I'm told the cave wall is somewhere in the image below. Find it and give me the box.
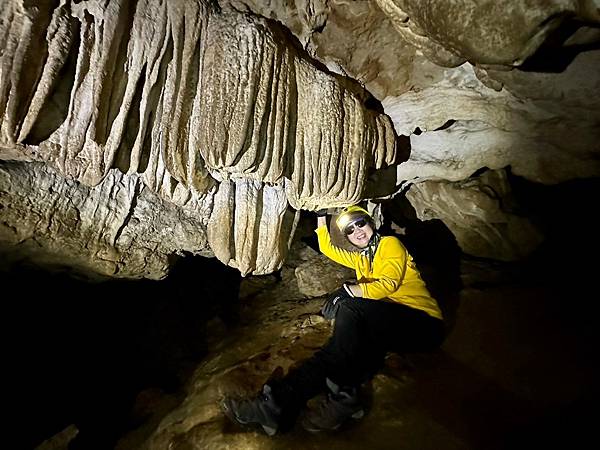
[1,0,599,277]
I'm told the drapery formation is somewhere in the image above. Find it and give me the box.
[0,0,398,276]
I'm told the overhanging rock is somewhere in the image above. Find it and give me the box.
[0,0,399,277]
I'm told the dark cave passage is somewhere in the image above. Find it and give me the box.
[4,255,241,450]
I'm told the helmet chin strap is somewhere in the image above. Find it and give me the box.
[359,231,381,264]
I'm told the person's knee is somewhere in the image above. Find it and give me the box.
[336,298,366,320]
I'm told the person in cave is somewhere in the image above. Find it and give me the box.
[222,205,445,434]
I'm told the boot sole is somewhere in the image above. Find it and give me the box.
[301,409,365,433]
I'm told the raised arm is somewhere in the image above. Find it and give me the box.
[315,214,358,269]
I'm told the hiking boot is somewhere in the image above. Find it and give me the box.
[222,384,282,436]
[301,378,365,432]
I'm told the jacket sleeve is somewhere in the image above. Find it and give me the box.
[359,237,407,299]
[315,225,357,269]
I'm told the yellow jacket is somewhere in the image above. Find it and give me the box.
[316,225,443,320]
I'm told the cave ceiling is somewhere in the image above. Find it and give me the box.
[1,0,599,278]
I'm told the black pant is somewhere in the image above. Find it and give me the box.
[275,298,445,408]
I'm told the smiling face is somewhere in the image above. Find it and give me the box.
[345,219,374,248]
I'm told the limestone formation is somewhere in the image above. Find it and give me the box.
[375,0,600,69]
[0,0,397,277]
[207,178,299,276]
[0,160,213,279]
[383,52,600,185]
[228,0,599,263]
[198,10,397,208]
[2,0,599,274]
[295,251,355,298]
[405,169,544,261]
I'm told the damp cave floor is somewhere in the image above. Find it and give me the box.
[15,250,598,450]
[114,270,598,450]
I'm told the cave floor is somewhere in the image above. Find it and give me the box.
[113,259,597,450]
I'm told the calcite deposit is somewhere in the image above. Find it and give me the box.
[0,0,397,277]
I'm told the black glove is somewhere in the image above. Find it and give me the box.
[316,208,329,217]
[321,286,353,320]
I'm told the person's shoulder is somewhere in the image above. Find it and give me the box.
[380,234,404,245]
[379,235,407,254]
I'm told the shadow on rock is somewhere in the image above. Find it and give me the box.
[4,254,242,450]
